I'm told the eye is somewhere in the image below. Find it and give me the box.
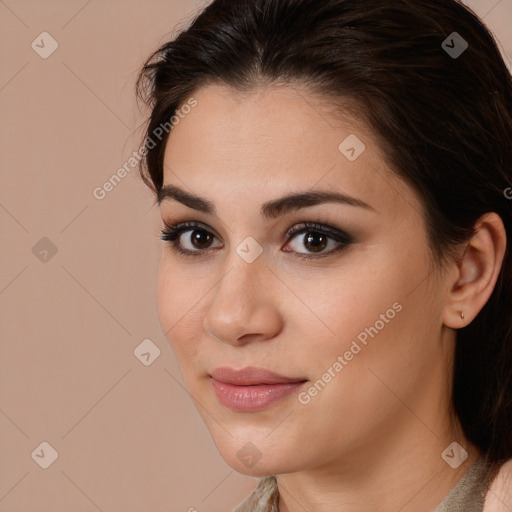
[160,220,352,259]
[283,222,352,259]
[160,221,222,257]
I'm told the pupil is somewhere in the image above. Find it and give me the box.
[192,229,211,249]
[305,232,327,252]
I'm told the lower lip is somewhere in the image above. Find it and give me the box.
[211,378,306,412]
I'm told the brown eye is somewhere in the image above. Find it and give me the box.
[302,232,329,253]
[285,223,351,258]
[160,221,222,255]
[160,220,351,260]
[188,229,214,250]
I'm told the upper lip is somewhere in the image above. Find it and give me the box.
[209,366,307,386]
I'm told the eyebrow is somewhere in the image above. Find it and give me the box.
[156,185,375,219]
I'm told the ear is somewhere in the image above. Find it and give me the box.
[443,212,507,328]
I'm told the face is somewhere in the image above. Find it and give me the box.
[156,84,454,477]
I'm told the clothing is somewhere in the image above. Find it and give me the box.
[233,455,496,512]
[234,476,279,512]
[434,455,495,512]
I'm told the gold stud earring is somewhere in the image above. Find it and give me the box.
[460,311,465,320]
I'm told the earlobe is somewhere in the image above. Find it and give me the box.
[443,212,507,329]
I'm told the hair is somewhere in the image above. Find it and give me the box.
[136,0,512,465]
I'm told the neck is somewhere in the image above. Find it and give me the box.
[276,416,479,512]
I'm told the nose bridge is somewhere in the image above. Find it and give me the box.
[212,249,265,317]
[203,248,281,344]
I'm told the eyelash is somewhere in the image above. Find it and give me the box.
[159,220,353,261]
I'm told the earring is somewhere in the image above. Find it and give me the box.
[460,311,465,320]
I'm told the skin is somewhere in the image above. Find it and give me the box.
[484,459,512,511]
[155,83,507,512]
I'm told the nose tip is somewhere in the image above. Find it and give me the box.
[203,305,281,346]
[202,261,284,346]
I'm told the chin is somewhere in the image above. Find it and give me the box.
[212,434,302,477]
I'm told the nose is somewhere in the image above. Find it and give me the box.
[202,254,283,347]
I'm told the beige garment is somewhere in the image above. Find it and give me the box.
[233,455,496,512]
[234,476,279,512]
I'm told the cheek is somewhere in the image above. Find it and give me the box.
[286,257,407,344]
[156,259,177,334]
[294,269,437,426]
[157,258,204,365]
[286,243,432,384]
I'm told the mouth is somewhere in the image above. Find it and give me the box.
[209,366,308,412]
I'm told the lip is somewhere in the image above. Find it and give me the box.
[209,366,307,412]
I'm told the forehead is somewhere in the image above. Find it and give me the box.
[162,83,418,219]
[169,83,367,154]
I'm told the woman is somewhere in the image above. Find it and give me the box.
[136,0,512,510]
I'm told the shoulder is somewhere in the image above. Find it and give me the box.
[483,459,512,512]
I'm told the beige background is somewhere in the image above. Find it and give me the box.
[1,1,511,511]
